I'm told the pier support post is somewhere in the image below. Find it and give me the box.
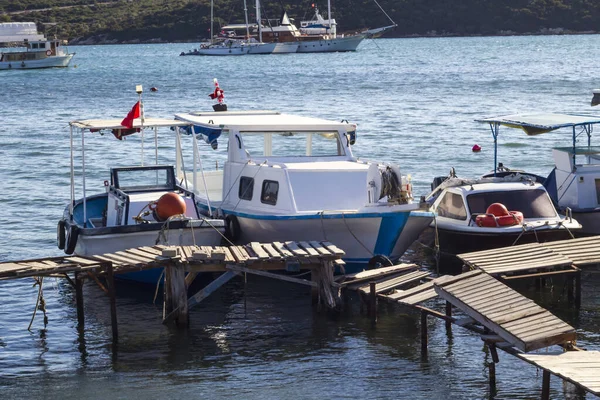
[74,271,84,328]
[487,343,499,394]
[105,262,118,343]
[445,301,452,332]
[369,281,377,325]
[164,262,188,327]
[420,310,428,355]
[575,268,581,309]
[541,370,551,400]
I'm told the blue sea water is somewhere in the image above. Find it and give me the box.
[1,35,600,399]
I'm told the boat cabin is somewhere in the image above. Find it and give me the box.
[174,111,412,216]
[432,181,559,227]
[0,38,67,62]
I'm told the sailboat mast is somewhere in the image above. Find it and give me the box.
[327,0,333,38]
[210,0,214,43]
[256,0,262,42]
[243,0,250,39]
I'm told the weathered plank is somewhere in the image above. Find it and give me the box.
[308,241,332,256]
[298,241,321,257]
[321,241,345,256]
[434,270,576,352]
[249,242,270,259]
[261,243,283,260]
[284,241,309,257]
[272,242,294,258]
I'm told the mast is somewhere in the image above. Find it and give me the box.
[243,0,250,39]
[327,0,335,38]
[210,0,214,43]
[256,0,262,42]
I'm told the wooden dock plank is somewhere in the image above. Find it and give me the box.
[284,241,309,257]
[321,241,345,256]
[434,270,576,352]
[65,256,101,266]
[229,246,249,263]
[249,242,270,259]
[261,243,283,260]
[122,248,160,263]
[0,263,32,275]
[272,242,294,258]
[357,270,430,294]
[395,288,439,305]
[298,242,321,257]
[309,241,332,256]
[341,264,419,284]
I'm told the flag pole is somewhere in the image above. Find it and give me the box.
[136,85,144,166]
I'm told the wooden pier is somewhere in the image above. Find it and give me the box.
[0,241,345,340]
[341,251,598,399]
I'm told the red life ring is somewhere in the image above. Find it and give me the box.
[46,50,52,56]
[475,203,523,227]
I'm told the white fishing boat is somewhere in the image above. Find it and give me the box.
[426,171,580,269]
[58,86,225,284]
[0,22,74,70]
[173,107,434,272]
[476,112,600,236]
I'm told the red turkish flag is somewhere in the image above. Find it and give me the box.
[121,101,141,129]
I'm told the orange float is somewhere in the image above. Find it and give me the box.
[154,193,186,221]
[475,203,523,227]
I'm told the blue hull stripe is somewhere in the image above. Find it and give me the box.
[373,212,410,256]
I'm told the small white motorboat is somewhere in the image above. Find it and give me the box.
[58,87,225,284]
[426,171,580,267]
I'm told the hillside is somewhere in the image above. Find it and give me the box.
[1,0,599,43]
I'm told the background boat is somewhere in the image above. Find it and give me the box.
[2,36,600,399]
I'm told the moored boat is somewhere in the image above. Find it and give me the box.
[426,171,580,271]
[0,22,74,70]
[476,112,600,236]
[59,87,225,284]
[173,96,434,272]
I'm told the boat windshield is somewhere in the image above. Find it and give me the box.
[112,166,175,191]
[240,131,344,157]
[466,189,557,218]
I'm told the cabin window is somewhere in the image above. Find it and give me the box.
[436,192,467,220]
[239,176,254,201]
[467,189,556,218]
[261,180,279,205]
[240,131,344,157]
[32,43,38,49]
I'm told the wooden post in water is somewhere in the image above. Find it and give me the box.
[369,281,377,325]
[488,343,499,393]
[575,267,581,309]
[445,301,452,332]
[164,262,188,327]
[541,370,551,400]
[74,271,84,328]
[105,262,118,343]
[420,310,428,355]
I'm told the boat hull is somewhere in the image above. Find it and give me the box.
[569,210,600,236]
[272,42,299,53]
[296,34,365,53]
[224,209,433,273]
[0,54,74,69]
[68,220,224,285]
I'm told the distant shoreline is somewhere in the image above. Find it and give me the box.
[68,29,599,46]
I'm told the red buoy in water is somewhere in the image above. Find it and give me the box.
[472,144,481,152]
[155,193,186,221]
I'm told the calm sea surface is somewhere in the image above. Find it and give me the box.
[1,36,600,399]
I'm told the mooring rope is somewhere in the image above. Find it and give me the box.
[28,277,48,331]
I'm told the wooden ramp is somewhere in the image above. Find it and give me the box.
[457,235,600,277]
[519,351,600,396]
[433,270,576,352]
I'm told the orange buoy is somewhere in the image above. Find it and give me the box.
[155,193,186,221]
[486,203,509,216]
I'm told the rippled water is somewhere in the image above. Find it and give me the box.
[1,36,600,399]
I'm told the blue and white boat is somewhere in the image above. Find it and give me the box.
[174,110,434,272]
[476,112,600,236]
[58,90,225,284]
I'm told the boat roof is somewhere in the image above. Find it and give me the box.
[453,181,544,194]
[70,118,191,130]
[475,113,600,135]
[175,111,356,131]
